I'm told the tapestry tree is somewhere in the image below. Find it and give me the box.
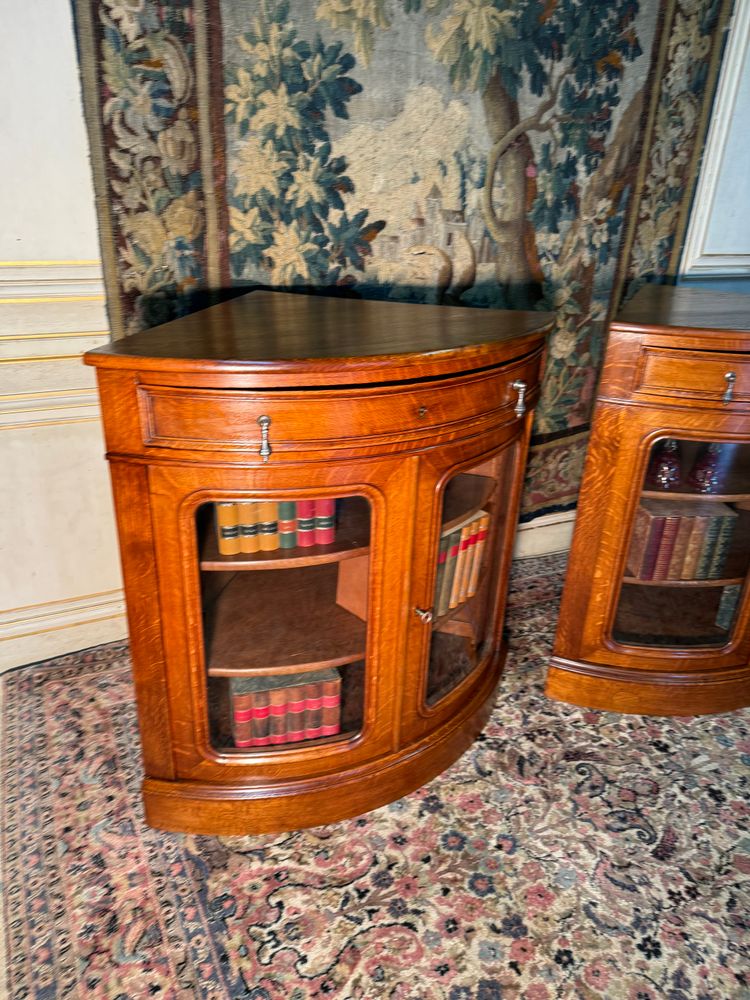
[226,0,384,288]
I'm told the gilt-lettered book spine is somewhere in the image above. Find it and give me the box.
[257,501,280,552]
[278,501,298,549]
[296,499,316,547]
[237,501,260,554]
[314,498,336,545]
[215,502,241,556]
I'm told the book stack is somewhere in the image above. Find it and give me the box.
[230,668,342,748]
[627,499,738,581]
[434,510,490,617]
[214,499,337,555]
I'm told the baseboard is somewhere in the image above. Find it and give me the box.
[513,509,576,559]
[0,590,127,673]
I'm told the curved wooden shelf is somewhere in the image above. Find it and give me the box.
[201,497,370,570]
[621,575,745,588]
[640,489,750,503]
[205,563,366,676]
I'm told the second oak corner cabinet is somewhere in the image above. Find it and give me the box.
[85,291,552,835]
[548,284,750,716]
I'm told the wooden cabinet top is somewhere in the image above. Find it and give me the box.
[614,284,750,337]
[84,290,553,386]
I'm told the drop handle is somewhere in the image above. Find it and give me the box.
[414,607,434,624]
[257,414,272,462]
[723,371,737,404]
[511,379,527,417]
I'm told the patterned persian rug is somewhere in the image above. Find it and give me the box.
[3,554,749,999]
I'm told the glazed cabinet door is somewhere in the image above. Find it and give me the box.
[613,433,750,652]
[144,457,415,783]
[401,422,529,740]
[566,404,750,672]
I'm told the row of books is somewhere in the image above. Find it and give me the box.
[215,499,336,555]
[627,499,738,581]
[230,668,341,748]
[434,510,490,617]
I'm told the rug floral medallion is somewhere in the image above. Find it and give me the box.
[72,0,732,518]
[3,555,749,998]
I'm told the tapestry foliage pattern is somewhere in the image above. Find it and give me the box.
[73,0,731,516]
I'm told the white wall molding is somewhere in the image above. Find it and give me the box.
[681,0,750,276]
[513,509,576,559]
[0,260,105,298]
[0,390,100,429]
[0,590,126,673]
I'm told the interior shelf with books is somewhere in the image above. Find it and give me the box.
[613,437,750,646]
[198,494,371,752]
[207,660,365,754]
[426,449,508,706]
[202,495,371,569]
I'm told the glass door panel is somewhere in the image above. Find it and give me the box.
[426,451,511,705]
[197,495,371,751]
[612,439,750,648]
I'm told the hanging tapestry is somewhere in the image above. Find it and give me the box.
[73,0,732,518]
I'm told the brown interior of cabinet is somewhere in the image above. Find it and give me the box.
[203,563,367,674]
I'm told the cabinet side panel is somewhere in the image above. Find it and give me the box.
[109,460,175,778]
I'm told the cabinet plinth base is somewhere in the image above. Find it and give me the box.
[546,656,750,717]
[142,669,500,835]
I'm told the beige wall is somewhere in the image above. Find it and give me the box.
[0,0,126,670]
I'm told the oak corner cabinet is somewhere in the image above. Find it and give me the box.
[548,283,750,717]
[84,290,552,835]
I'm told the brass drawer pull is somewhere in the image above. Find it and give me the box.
[257,414,272,462]
[723,371,737,404]
[511,379,527,417]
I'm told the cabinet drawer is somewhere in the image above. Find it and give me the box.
[636,348,750,405]
[137,355,539,454]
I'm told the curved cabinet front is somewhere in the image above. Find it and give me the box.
[86,291,550,834]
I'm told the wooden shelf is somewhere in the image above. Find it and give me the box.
[622,576,745,588]
[220,729,360,754]
[640,490,750,503]
[200,496,370,570]
[442,473,496,532]
[205,562,366,676]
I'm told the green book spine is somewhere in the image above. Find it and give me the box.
[706,514,737,579]
[695,516,724,579]
[278,501,297,549]
[715,583,742,631]
[433,535,450,609]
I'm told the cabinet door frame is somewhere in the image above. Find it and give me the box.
[400,416,531,739]
[146,456,416,782]
[570,401,750,671]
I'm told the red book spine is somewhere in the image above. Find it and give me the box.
[314,498,336,545]
[297,500,316,547]
[306,675,341,739]
[268,687,289,745]
[285,681,313,743]
[233,689,271,747]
